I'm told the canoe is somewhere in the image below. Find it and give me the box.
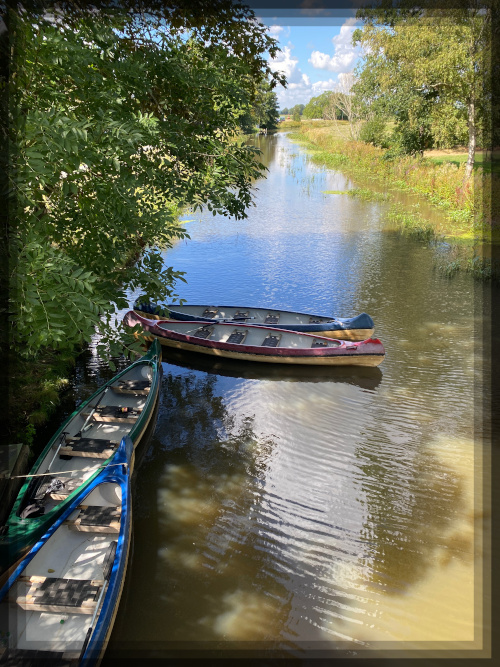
[133,301,375,341]
[0,340,161,576]
[0,435,133,666]
[124,311,385,367]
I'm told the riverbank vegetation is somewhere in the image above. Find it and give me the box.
[280,1,497,276]
[5,0,287,441]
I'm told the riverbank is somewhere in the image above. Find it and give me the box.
[280,120,498,280]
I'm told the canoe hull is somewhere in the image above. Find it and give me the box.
[125,312,385,368]
[153,335,383,367]
[134,303,375,340]
[0,340,161,576]
[0,437,133,666]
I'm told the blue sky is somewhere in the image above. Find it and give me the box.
[258,13,363,110]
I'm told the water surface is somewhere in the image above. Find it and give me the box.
[101,133,487,658]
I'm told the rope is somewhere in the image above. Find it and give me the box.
[8,462,128,480]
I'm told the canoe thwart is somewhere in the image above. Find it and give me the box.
[111,379,151,395]
[261,334,281,347]
[311,339,328,347]
[60,438,118,459]
[14,577,102,614]
[202,307,218,318]
[193,326,214,339]
[80,405,141,423]
[66,506,121,533]
[264,313,280,324]
[0,648,81,666]
[226,330,247,345]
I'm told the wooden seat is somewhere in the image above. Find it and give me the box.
[0,648,80,665]
[264,313,280,325]
[111,380,150,395]
[193,326,214,339]
[65,505,121,533]
[233,311,249,320]
[59,438,118,460]
[226,330,247,345]
[13,577,102,614]
[47,478,82,501]
[202,307,218,318]
[261,334,281,347]
[81,405,141,423]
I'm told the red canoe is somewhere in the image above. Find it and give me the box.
[124,311,385,367]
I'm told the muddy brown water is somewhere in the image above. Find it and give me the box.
[64,133,488,659]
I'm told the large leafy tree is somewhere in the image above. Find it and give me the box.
[353,0,492,179]
[5,1,286,361]
[239,82,280,133]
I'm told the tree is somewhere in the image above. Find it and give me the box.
[302,91,335,119]
[5,1,287,361]
[239,82,280,133]
[280,107,289,115]
[353,0,492,179]
[290,103,305,117]
[324,73,361,139]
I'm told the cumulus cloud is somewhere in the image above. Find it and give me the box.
[270,44,300,82]
[268,25,284,36]
[308,18,360,73]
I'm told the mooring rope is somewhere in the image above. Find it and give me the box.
[8,462,128,480]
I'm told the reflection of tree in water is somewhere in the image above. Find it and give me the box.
[355,429,473,594]
[107,370,292,657]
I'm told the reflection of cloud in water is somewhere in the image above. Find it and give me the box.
[322,435,481,646]
[209,589,282,641]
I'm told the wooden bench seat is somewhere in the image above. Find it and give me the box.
[111,380,150,395]
[12,577,102,615]
[261,334,281,347]
[80,405,141,424]
[64,506,121,533]
[59,438,118,460]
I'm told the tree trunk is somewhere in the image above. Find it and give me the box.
[463,99,476,184]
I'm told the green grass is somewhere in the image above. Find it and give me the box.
[424,151,500,174]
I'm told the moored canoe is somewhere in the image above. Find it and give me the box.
[0,435,133,666]
[124,311,385,367]
[0,340,161,577]
[134,301,375,341]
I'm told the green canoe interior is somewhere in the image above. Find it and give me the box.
[11,363,153,525]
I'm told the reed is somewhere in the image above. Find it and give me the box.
[285,123,498,236]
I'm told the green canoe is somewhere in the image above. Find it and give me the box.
[0,340,162,577]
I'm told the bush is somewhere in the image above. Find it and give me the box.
[360,117,389,148]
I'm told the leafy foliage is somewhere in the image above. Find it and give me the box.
[239,82,280,133]
[6,1,286,361]
[353,0,492,170]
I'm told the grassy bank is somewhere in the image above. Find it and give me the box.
[281,120,496,241]
[281,120,498,279]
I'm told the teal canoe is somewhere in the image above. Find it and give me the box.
[0,340,161,577]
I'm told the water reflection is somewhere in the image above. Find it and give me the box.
[159,346,383,390]
[101,132,485,658]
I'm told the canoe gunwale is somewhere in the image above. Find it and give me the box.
[0,340,161,574]
[0,437,132,665]
[125,312,385,367]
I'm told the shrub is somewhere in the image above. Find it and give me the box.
[360,118,389,148]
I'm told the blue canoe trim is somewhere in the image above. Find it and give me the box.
[0,437,132,667]
[0,339,160,575]
[134,302,374,332]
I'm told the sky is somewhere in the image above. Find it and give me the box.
[258,12,364,111]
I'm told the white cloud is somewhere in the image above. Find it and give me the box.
[270,44,300,83]
[268,25,284,36]
[308,18,360,73]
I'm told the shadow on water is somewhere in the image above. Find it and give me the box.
[159,346,383,391]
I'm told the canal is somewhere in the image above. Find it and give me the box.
[95,132,486,657]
